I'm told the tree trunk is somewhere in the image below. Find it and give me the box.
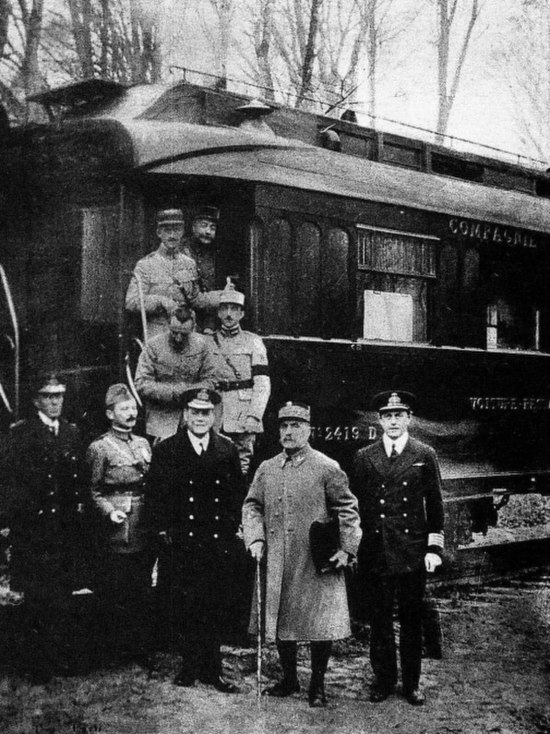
[67,0,95,79]
[255,0,275,99]
[296,0,323,107]
[21,0,44,121]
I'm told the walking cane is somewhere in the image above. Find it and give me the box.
[256,555,262,706]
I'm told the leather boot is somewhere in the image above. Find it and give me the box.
[263,640,300,696]
[309,641,331,707]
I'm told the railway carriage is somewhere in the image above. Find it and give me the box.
[1,77,550,554]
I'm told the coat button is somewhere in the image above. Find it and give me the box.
[380,514,385,519]
[404,528,409,534]
[380,499,385,505]
[403,497,408,502]
[214,498,219,503]
[189,531,194,537]
[189,480,193,485]
[189,497,194,502]
[189,515,194,520]
[403,513,407,517]
[213,533,219,539]
[215,516,219,520]
[403,481,408,486]
[215,480,220,485]
[38,510,44,515]
[51,508,56,513]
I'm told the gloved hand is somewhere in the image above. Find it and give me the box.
[425,552,442,573]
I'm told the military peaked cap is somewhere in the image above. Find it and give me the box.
[219,281,245,307]
[372,390,416,414]
[34,373,66,395]
[105,383,134,407]
[183,388,221,409]
[157,208,184,225]
[193,205,220,222]
[278,401,311,422]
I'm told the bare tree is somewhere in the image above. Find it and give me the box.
[434,0,483,137]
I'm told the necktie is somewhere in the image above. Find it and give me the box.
[198,441,205,455]
[390,443,398,460]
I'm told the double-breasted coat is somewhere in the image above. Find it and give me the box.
[5,414,86,596]
[146,429,246,626]
[242,444,362,641]
[352,436,444,576]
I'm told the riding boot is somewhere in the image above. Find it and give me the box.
[263,640,300,696]
[309,641,331,707]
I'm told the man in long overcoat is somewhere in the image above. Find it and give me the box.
[352,390,445,706]
[4,373,87,681]
[242,401,362,707]
[146,388,246,691]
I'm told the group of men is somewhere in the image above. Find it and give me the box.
[127,206,270,478]
[0,204,445,709]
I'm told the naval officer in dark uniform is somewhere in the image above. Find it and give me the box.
[146,388,245,691]
[352,391,444,706]
[85,383,152,663]
[4,373,86,681]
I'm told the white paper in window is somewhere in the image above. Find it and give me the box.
[363,290,413,341]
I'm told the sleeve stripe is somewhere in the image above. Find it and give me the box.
[252,365,270,377]
[428,532,444,548]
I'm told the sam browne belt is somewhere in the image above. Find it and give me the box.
[216,379,253,392]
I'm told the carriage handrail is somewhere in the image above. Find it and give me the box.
[0,377,12,413]
[135,275,148,347]
[0,263,19,420]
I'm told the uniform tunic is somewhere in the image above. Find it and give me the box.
[125,249,201,339]
[243,444,362,641]
[134,331,217,439]
[6,415,85,597]
[352,435,444,693]
[86,429,151,554]
[208,328,271,434]
[352,436,444,576]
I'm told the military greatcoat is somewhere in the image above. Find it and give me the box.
[134,331,217,439]
[6,414,86,596]
[242,444,362,641]
[352,436,444,576]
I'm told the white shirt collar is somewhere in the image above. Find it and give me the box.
[38,411,59,434]
[187,430,210,455]
[382,432,409,457]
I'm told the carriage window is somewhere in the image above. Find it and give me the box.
[261,218,292,333]
[294,223,320,336]
[357,226,438,342]
[486,299,540,351]
[322,228,350,338]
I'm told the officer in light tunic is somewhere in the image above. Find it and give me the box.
[146,388,245,691]
[125,208,207,340]
[4,373,85,681]
[208,282,270,477]
[352,390,445,707]
[85,383,152,662]
[243,402,362,707]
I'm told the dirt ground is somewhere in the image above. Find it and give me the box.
[0,573,549,734]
